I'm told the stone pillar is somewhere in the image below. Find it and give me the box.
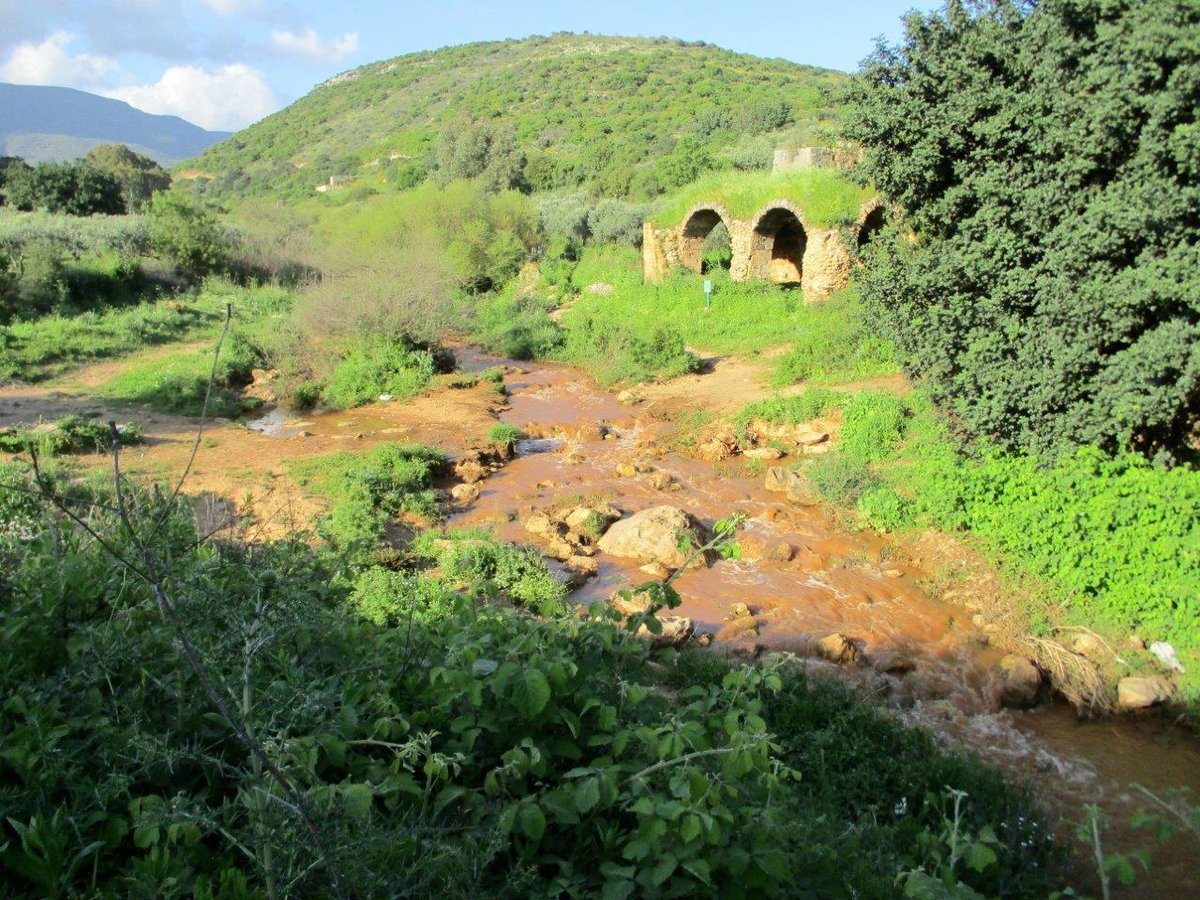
[642,220,669,283]
[728,221,754,282]
[801,229,852,300]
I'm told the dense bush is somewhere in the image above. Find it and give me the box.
[84,144,172,212]
[4,160,125,216]
[146,192,233,279]
[845,0,1200,460]
[321,335,437,410]
[0,416,142,455]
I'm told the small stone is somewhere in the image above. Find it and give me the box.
[564,556,599,578]
[544,536,575,561]
[997,655,1042,709]
[1117,676,1173,711]
[883,568,903,578]
[615,463,637,478]
[695,633,713,647]
[450,483,480,504]
[645,471,674,491]
[612,589,652,617]
[616,390,643,405]
[1070,633,1105,661]
[378,393,394,402]
[745,447,784,460]
[764,467,800,493]
[573,423,607,442]
[637,615,694,649]
[761,541,794,562]
[639,562,670,579]
[817,633,859,665]
[795,431,829,446]
[524,513,556,535]
[724,602,752,622]
[633,461,655,473]
[455,460,487,484]
[805,443,833,455]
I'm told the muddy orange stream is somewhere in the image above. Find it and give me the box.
[449,348,1200,897]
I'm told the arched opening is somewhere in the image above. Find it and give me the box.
[679,208,728,273]
[857,206,885,249]
[700,222,731,274]
[751,207,806,286]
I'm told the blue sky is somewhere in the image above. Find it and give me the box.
[0,1,939,131]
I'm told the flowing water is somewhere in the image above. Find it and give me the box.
[448,348,1200,897]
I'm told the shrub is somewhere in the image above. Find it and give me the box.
[412,528,568,615]
[349,567,463,625]
[806,453,877,505]
[321,335,436,410]
[0,417,142,455]
[146,192,232,278]
[487,423,521,447]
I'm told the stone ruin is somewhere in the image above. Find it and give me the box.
[641,198,884,300]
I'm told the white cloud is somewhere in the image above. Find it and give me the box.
[107,63,278,130]
[270,26,358,62]
[0,31,120,89]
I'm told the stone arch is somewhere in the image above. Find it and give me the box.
[856,202,885,249]
[747,201,808,285]
[678,204,733,274]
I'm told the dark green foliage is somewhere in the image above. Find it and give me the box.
[0,442,1064,899]
[84,144,172,212]
[3,160,125,215]
[187,35,847,201]
[0,417,142,455]
[471,289,565,361]
[845,0,1200,459]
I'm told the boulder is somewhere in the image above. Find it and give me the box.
[543,536,576,561]
[744,446,784,461]
[997,655,1042,709]
[817,633,859,664]
[637,615,694,649]
[1117,676,1173,711]
[639,562,670,580]
[1070,632,1105,661]
[761,541,794,562]
[724,602,753,622]
[597,505,707,569]
[611,589,652,618]
[796,431,830,446]
[616,390,643,405]
[450,483,480,504]
[696,440,736,463]
[615,462,638,478]
[573,422,608,442]
[564,505,621,541]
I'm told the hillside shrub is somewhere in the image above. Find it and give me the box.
[146,192,233,279]
[0,417,142,456]
[845,0,1200,459]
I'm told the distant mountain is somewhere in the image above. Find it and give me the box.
[0,83,230,166]
[187,34,848,200]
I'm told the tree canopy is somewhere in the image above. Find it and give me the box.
[85,144,171,212]
[4,160,126,216]
[845,0,1200,461]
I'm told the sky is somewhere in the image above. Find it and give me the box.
[0,1,939,132]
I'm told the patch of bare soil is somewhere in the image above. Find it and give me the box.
[0,351,502,541]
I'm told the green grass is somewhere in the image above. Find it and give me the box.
[560,247,901,379]
[649,169,873,230]
[0,416,142,456]
[487,423,522,447]
[96,332,264,418]
[0,280,291,383]
[320,335,437,410]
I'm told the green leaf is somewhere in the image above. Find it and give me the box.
[515,668,551,717]
[472,658,499,676]
[518,802,546,841]
[964,842,997,873]
[647,854,677,886]
[343,783,374,819]
[575,778,601,814]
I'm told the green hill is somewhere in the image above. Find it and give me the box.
[185,34,848,201]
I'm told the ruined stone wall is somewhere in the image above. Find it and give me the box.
[644,198,866,301]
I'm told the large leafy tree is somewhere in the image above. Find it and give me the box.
[845,0,1200,460]
[3,160,125,215]
[85,144,172,212]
